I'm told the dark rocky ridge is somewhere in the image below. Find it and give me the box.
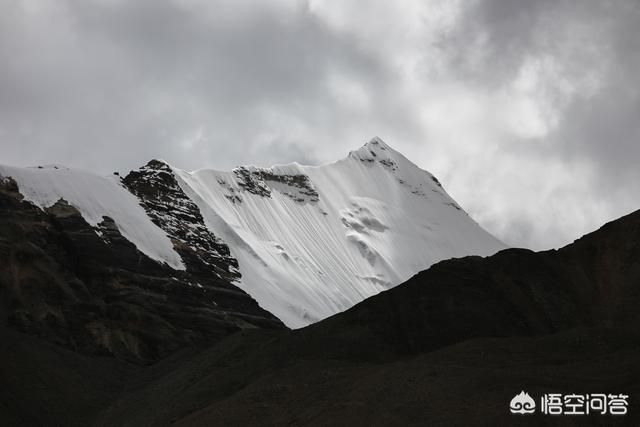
[122,159,241,281]
[0,176,284,365]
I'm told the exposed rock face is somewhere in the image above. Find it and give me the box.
[122,160,241,281]
[0,177,284,365]
[233,166,273,198]
[232,166,320,203]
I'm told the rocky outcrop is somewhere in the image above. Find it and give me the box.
[122,160,241,281]
[232,166,320,203]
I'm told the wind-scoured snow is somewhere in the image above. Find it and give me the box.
[172,137,506,327]
[0,164,185,270]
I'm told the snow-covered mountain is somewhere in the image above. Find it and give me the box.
[0,138,505,327]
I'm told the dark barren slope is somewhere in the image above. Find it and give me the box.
[2,203,640,425]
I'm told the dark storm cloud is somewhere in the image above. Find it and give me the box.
[0,0,638,250]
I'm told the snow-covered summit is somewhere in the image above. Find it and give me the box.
[0,138,506,328]
[348,135,393,157]
[171,137,506,327]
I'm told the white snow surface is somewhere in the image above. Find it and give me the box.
[0,164,185,270]
[172,138,506,327]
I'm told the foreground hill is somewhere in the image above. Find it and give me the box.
[1,209,638,426]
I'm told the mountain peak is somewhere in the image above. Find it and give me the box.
[350,136,395,157]
[366,136,392,150]
[143,159,172,171]
[346,137,425,179]
[347,136,399,163]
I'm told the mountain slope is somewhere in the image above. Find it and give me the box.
[2,209,636,426]
[171,137,505,326]
[0,138,504,329]
[94,209,640,427]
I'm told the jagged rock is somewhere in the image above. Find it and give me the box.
[122,160,241,281]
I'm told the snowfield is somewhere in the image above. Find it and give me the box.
[172,138,506,327]
[1,138,506,327]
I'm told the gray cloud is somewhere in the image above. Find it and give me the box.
[0,0,638,250]
[0,0,391,170]
[430,2,636,250]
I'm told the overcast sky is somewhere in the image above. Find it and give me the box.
[1,0,639,250]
